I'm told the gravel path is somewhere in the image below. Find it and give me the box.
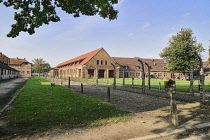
[68,83,171,113]
[0,78,28,107]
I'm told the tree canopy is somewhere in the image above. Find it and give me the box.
[159,28,205,75]
[1,0,119,38]
[32,58,51,73]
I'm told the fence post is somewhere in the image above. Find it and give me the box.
[81,83,83,93]
[107,87,110,102]
[159,82,161,90]
[165,80,178,126]
[68,77,70,88]
[132,77,134,86]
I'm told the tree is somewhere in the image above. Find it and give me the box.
[159,28,205,95]
[1,0,119,38]
[32,58,51,74]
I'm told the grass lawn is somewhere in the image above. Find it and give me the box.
[84,78,210,93]
[4,76,131,138]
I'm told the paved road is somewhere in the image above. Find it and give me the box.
[0,78,28,108]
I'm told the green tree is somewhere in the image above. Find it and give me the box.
[32,58,51,74]
[1,0,119,38]
[160,28,204,74]
[159,28,205,95]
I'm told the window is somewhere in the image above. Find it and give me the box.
[136,66,140,70]
[105,60,107,65]
[27,71,30,74]
[101,60,103,65]
[164,73,168,77]
[163,67,167,70]
[22,71,25,74]
[158,73,162,76]
[130,72,135,76]
[97,60,100,65]
[136,73,140,76]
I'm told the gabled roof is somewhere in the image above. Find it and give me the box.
[112,57,168,72]
[0,63,19,72]
[56,48,103,69]
[9,58,29,65]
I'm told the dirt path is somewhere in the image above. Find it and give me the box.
[4,79,210,140]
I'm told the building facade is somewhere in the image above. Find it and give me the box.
[51,48,202,80]
[0,53,19,80]
[112,57,185,80]
[51,48,119,79]
[9,58,32,77]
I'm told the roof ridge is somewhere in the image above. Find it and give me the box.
[56,48,102,68]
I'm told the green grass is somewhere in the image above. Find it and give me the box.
[5,76,131,137]
[85,78,210,93]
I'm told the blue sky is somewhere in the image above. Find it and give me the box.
[1,0,210,67]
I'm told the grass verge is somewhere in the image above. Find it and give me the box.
[87,78,209,93]
[3,76,131,138]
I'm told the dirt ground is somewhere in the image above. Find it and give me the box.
[1,79,210,140]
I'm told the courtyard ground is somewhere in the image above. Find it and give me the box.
[1,78,210,140]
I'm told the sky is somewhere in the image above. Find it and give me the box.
[1,0,210,67]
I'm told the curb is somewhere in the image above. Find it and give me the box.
[128,122,210,140]
[0,84,25,114]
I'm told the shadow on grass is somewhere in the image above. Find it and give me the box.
[0,77,131,139]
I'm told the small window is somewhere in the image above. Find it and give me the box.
[136,73,140,76]
[130,72,135,76]
[27,71,30,74]
[97,60,100,65]
[101,60,103,65]
[164,73,168,77]
[105,60,107,65]
[136,66,140,70]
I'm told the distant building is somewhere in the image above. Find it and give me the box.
[112,57,185,80]
[9,58,32,77]
[0,52,19,80]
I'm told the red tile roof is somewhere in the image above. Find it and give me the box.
[112,57,168,72]
[9,58,29,65]
[56,48,103,69]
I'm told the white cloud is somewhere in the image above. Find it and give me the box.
[55,16,100,40]
[161,33,175,44]
[142,23,151,31]
[128,32,135,36]
[183,12,191,17]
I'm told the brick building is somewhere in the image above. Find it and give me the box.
[51,48,209,80]
[113,57,185,80]
[0,52,19,80]
[52,48,118,79]
[9,58,32,77]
